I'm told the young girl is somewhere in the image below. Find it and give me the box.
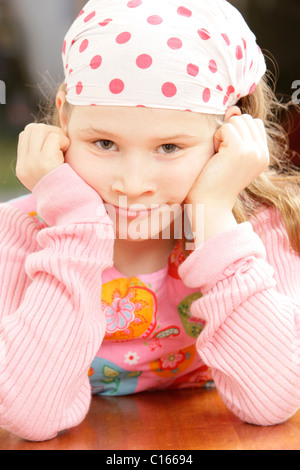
[0,0,300,442]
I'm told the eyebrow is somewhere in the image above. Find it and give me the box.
[77,126,197,141]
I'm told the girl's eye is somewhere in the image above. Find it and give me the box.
[93,141,180,154]
[158,144,180,154]
[94,140,117,151]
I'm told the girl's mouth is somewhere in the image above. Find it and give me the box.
[108,203,161,219]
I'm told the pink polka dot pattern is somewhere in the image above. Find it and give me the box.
[221,33,230,46]
[79,39,89,53]
[198,29,211,40]
[187,64,199,77]
[177,6,192,18]
[63,0,266,112]
[136,54,153,69]
[147,15,163,25]
[99,18,112,27]
[116,32,131,44]
[162,82,177,98]
[223,85,235,105]
[84,11,96,23]
[236,45,243,60]
[209,59,218,73]
[167,38,183,50]
[202,88,211,103]
[127,0,142,7]
[249,83,256,94]
[90,55,102,70]
[109,79,125,94]
[76,81,83,95]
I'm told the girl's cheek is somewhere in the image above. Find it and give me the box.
[64,144,85,168]
[63,147,88,180]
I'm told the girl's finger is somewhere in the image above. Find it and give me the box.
[18,124,35,160]
[28,124,51,156]
[213,121,241,153]
[41,132,67,164]
[17,131,26,160]
[226,115,253,141]
[254,118,268,144]
[42,127,70,153]
[60,134,71,153]
[247,117,270,161]
[240,114,264,144]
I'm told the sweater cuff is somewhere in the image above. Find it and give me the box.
[32,164,113,227]
[178,221,267,292]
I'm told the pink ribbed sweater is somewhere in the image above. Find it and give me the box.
[0,164,299,441]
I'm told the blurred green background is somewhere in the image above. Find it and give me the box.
[0,0,86,201]
[0,0,299,202]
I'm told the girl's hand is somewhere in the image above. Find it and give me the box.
[16,123,70,192]
[185,114,269,211]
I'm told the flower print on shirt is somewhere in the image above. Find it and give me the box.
[161,351,185,370]
[124,351,140,365]
[102,277,157,340]
[106,294,136,333]
[150,344,196,378]
[168,240,186,279]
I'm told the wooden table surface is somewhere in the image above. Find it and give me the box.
[0,389,300,450]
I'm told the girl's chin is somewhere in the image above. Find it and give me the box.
[114,220,168,241]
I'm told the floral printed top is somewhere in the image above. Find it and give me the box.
[89,240,213,396]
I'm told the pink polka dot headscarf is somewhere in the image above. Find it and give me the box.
[62,0,266,114]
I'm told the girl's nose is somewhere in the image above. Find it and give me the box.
[111,156,156,200]
[111,178,156,199]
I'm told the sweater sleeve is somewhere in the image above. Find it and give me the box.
[178,208,300,426]
[0,164,114,441]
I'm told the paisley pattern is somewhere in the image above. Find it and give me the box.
[168,366,214,390]
[89,357,142,396]
[177,293,205,338]
[149,344,196,379]
[105,294,136,333]
[168,240,186,279]
[102,277,157,341]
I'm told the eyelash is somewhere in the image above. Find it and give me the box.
[93,140,181,155]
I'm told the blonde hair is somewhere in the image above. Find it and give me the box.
[234,75,300,254]
[40,76,300,254]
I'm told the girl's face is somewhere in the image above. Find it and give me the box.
[62,104,217,240]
